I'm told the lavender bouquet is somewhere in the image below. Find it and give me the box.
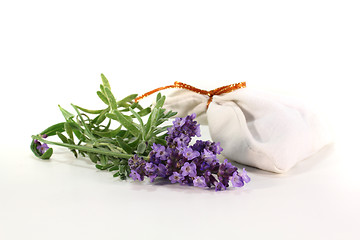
[31,74,250,191]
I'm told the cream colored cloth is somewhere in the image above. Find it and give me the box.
[163,88,332,173]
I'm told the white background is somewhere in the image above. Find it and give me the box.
[1,1,360,239]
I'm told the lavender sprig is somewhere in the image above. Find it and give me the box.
[128,113,250,191]
[31,74,176,179]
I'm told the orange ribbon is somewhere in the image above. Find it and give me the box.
[135,81,246,109]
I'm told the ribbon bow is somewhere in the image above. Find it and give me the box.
[135,81,246,109]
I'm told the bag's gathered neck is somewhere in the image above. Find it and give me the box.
[135,81,247,108]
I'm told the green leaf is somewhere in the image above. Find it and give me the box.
[129,107,144,129]
[40,148,53,159]
[144,107,159,138]
[155,95,166,109]
[155,137,167,146]
[153,125,172,135]
[101,73,111,90]
[138,107,151,117]
[100,155,108,166]
[104,87,117,111]
[116,137,133,154]
[95,109,108,125]
[71,104,96,141]
[119,165,126,176]
[56,132,69,143]
[30,139,42,158]
[58,105,74,121]
[88,153,100,164]
[93,126,122,138]
[40,122,65,136]
[97,91,109,105]
[113,110,140,137]
[137,141,146,154]
[156,93,161,102]
[100,163,113,170]
[117,94,138,108]
[128,136,139,145]
[100,84,106,94]
[164,110,177,119]
[64,122,74,140]
[74,105,106,114]
[113,172,120,178]
[106,113,117,121]
[66,138,78,158]
[109,166,119,171]
[65,122,86,141]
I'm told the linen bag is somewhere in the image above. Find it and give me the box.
[156,83,331,173]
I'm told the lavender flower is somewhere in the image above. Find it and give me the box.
[134,113,250,191]
[193,176,207,188]
[173,117,186,128]
[152,144,169,161]
[169,172,184,183]
[166,113,201,146]
[128,155,146,180]
[182,147,200,160]
[240,168,251,183]
[37,143,49,154]
[174,133,190,147]
[231,172,244,187]
[157,163,167,178]
[209,142,223,155]
[202,149,216,163]
[181,162,197,178]
[130,170,143,181]
[219,159,237,177]
[215,181,226,191]
[145,162,157,172]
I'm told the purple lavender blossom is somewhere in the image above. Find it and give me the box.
[240,168,251,183]
[149,174,157,183]
[169,172,184,183]
[200,161,210,171]
[215,181,226,191]
[152,143,169,161]
[209,160,220,172]
[130,170,143,181]
[37,143,49,154]
[203,170,217,187]
[218,175,230,187]
[145,162,157,175]
[202,148,216,163]
[231,172,244,187]
[209,142,223,155]
[166,113,201,147]
[182,147,200,160]
[191,140,208,153]
[157,163,167,178]
[176,144,187,153]
[181,162,197,178]
[174,133,191,146]
[219,159,237,177]
[193,176,207,188]
[128,155,146,178]
[131,113,250,191]
[173,117,186,128]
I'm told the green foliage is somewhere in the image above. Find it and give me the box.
[31,74,176,180]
